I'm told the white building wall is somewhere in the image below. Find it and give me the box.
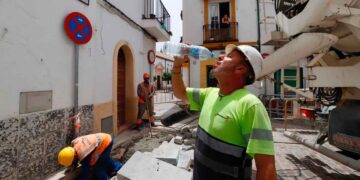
[190,58,201,88]
[259,0,277,45]
[0,0,156,120]
[154,58,166,71]
[182,0,203,45]
[182,0,279,96]
[183,0,260,44]
[236,0,258,42]
[108,0,144,26]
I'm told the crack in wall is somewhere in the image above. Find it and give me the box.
[0,27,8,40]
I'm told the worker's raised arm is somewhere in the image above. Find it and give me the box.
[172,56,189,103]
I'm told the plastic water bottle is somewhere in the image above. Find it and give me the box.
[161,42,214,60]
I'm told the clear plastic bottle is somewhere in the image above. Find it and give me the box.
[161,42,214,60]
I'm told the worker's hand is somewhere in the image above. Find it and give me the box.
[174,55,189,67]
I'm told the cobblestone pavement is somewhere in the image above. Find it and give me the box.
[271,121,360,180]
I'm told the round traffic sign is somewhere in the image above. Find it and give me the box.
[64,12,93,44]
[148,50,156,64]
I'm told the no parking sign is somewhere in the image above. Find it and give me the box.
[64,12,92,44]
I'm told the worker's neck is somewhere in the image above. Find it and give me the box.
[218,80,245,95]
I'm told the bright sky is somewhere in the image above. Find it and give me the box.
[156,0,182,51]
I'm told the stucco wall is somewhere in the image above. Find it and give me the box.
[182,0,261,45]
[0,0,156,120]
[0,0,160,178]
[182,0,204,45]
[0,105,93,179]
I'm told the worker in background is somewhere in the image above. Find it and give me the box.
[172,45,276,180]
[58,133,123,180]
[135,73,156,129]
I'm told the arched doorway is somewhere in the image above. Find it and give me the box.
[113,42,136,135]
[117,48,126,128]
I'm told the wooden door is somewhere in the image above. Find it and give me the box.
[117,49,126,127]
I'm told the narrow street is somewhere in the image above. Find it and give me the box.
[273,131,360,180]
[2,0,360,179]
[115,117,360,180]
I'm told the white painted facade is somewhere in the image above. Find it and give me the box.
[0,0,170,120]
[182,0,204,45]
[183,0,262,45]
[189,58,201,88]
[181,0,312,97]
[154,53,174,74]
[182,0,278,96]
[153,52,174,89]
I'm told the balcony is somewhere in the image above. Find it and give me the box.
[143,0,172,42]
[203,22,238,43]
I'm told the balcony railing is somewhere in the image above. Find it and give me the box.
[203,22,238,43]
[143,0,171,34]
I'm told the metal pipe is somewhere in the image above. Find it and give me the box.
[74,44,79,138]
[269,97,282,119]
[284,131,360,172]
[259,33,338,78]
[74,44,79,113]
[282,83,313,99]
[256,0,261,51]
[284,99,297,130]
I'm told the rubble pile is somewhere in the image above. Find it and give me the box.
[117,125,198,180]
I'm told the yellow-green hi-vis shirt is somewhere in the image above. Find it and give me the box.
[187,87,275,157]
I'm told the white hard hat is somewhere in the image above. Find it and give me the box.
[225,44,263,83]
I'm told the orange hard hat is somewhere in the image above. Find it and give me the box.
[143,73,150,79]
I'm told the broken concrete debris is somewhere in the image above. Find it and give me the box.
[117,151,192,180]
[117,124,198,179]
[180,126,190,134]
[184,139,195,146]
[174,136,184,144]
[164,134,174,142]
[177,149,194,170]
[192,128,197,138]
[151,140,182,165]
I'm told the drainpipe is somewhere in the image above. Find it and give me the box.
[256,0,261,51]
[74,44,79,112]
[256,0,265,95]
[74,44,79,137]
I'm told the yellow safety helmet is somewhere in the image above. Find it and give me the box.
[58,146,75,167]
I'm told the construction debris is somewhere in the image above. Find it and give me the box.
[152,139,183,165]
[115,121,198,180]
[174,136,184,145]
[117,151,192,180]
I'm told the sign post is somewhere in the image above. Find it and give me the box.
[64,12,92,137]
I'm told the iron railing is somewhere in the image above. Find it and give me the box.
[153,90,180,104]
[203,22,238,43]
[143,0,171,34]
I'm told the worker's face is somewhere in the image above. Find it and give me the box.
[144,78,149,83]
[212,50,248,80]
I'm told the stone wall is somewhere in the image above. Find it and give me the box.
[0,105,94,180]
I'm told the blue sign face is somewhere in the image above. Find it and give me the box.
[64,12,92,44]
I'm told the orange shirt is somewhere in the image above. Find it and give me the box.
[72,133,112,165]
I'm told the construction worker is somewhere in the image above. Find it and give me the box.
[172,45,276,180]
[135,73,156,129]
[58,133,123,180]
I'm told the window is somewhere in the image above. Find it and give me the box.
[208,1,230,28]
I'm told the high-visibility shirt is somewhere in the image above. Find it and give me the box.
[137,82,154,104]
[187,87,274,179]
[71,133,112,166]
